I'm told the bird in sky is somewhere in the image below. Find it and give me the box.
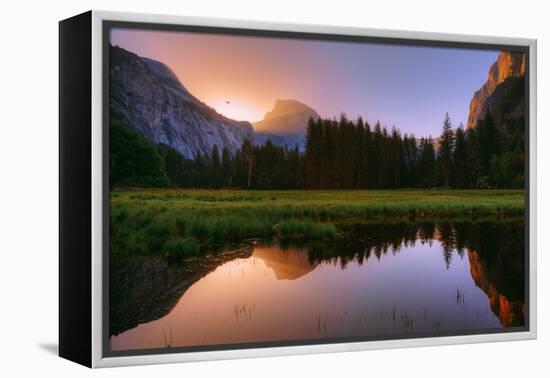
[225,101,231,104]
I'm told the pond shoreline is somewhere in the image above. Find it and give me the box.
[111,220,525,350]
[110,188,525,262]
[110,244,254,336]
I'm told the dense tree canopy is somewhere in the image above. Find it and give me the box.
[110,113,169,188]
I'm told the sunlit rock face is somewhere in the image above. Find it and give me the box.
[467,249,525,327]
[253,246,319,280]
[467,51,525,129]
[109,45,254,159]
[254,99,320,134]
[253,99,320,151]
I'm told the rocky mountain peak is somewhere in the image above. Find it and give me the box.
[264,99,319,120]
[254,99,320,134]
[467,51,525,128]
[109,45,254,159]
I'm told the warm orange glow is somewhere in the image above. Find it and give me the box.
[110,30,320,125]
[207,98,264,123]
[111,28,502,141]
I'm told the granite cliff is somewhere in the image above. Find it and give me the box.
[467,51,525,129]
[254,99,320,150]
[109,45,254,159]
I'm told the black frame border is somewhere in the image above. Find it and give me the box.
[59,10,93,367]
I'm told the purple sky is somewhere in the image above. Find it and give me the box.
[111,28,498,138]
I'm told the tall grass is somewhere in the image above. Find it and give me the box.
[109,188,524,261]
[164,237,200,263]
[273,219,336,240]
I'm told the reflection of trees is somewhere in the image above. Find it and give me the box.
[453,222,467,259]
[418,222,436,244]
[289,220,525,328]
[297,222,423,268]
[458,222,525,303]
[300,221,523,279]
[438,223,456,269]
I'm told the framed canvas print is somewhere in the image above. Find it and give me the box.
[59,10,537,368]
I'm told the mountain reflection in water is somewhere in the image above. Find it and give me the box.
[110,221,525,351]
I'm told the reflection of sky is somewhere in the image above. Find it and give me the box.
[111,240,500,351]
[111,28,498,137]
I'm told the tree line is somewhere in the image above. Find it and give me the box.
[111,110,524,190]
[159,139,303,189]
[303,112,524,190]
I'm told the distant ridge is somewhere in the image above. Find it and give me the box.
[253,99,320,134]
[253,99,320,151]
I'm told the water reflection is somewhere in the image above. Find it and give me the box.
[254,246,319,280]
[110,221,525,351]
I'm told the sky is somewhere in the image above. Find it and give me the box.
[110,28,499,138]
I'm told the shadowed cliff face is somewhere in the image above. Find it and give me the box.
[468,250,525,327]
[459,220,525,327]
[467,51,525,129]
[109,45,254,159]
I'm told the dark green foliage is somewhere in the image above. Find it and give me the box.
[462,75,525,189]
[158,144,186,185]
[221,147,232,187]
[461,109,524,189]
[451,125,467,188]
[164,237,200,262]
[273,219,337,240]
[304,116,422,189]
[418,137,437,188]
[401,133,419,188]
[110,111,169,187]
[438,113,455,187]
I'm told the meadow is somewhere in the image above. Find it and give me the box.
[110,188,524,262]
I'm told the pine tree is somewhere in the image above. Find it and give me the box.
[389,127,402,188]
[452,124,467,188]
[438,113,455,187]
[402,134,418,187]
[241,139,254,188]
[419,137,436,188]
[354,118,366,188]
[364,121,373,188]
[464,127,481,188]
[305,117,321,188]
[211,144,222,188]
[221,147,232,187]
[477,112,501,186]
[371,122,383,188]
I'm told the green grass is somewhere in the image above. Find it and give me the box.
[110,188,524,262]
[164,237,200,263]
[273,219,337,240]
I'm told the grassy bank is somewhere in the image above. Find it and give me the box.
[110,188,524,262]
